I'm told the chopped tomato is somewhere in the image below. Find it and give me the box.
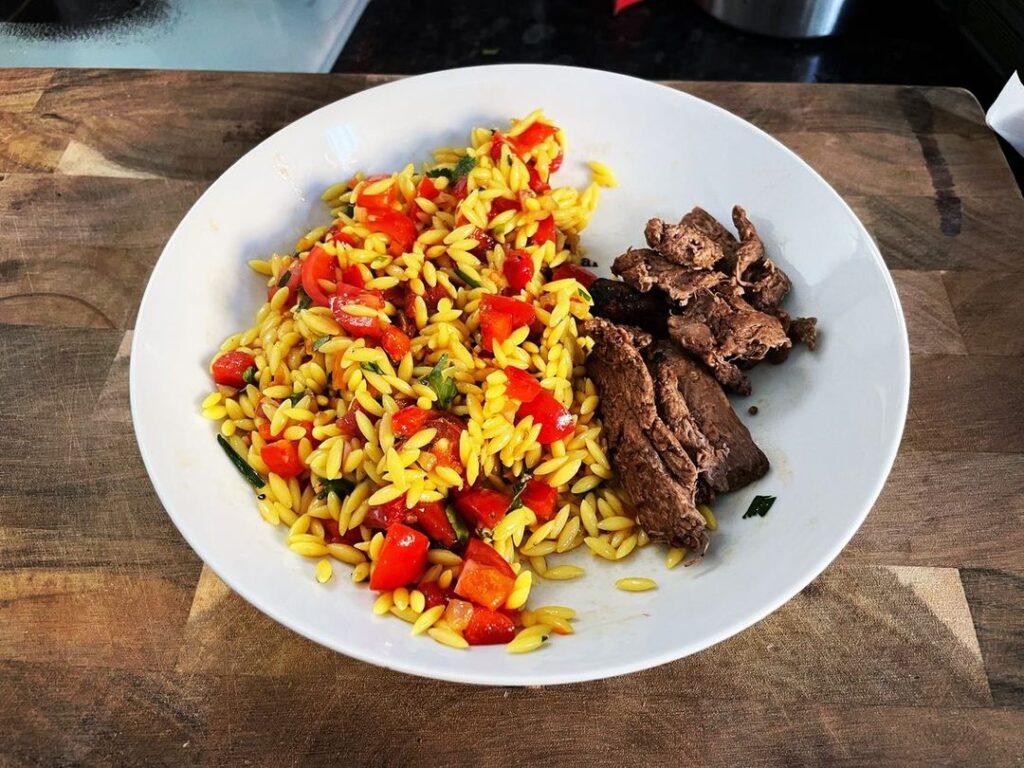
[301,245,336,307]
[520,479,558,521]
[416,176,440,201]
[455,488,511,530]
[527,162,550,194]
[463,606,517,645]
[533,216,556,246]
[450,175,469,201]
[482,294,537,328]
[381,324,411,362]
[211,350,255,388]
[551,263,597,289]
[329,294,384,340]
[363,206,416,255]
[490,196,519,215]
[337,401,375,438]
[267,263,301,304]
[328,229,359,247]
[480,309,513,352]
[503,366,542,403]
[510,122,558,156]
[258,420,315,445]
[414,500,457,548]
[464,538,515,578]
[369,522,430,591]
[454,560,515,612]
[322,517,361,545]
[365,497,413,529]
[340,264,365,287]
[260,440,303,479]
[502,249,534,291]
[444,599,474,631]
[428,414,466,473]
[334,282,384,309]
[354,175,397,209]
[489,130,505,161]
[517,390,575,444]
[549,150,564,174]
[470,228,496,257]
[419,581,449,610]
[392,406,436,438]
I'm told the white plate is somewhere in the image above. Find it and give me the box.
[131,65,909,686]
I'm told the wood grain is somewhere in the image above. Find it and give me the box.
[1,69,1023,766]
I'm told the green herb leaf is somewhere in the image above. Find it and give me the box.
[361,361,384,375]
[312,335,331,351]
[446,505,470,547]
[577,286,592,303]
[507,473,533,513]
[420,353,458,410]
[453,267,481,288]
[426,168,453,181]
[453,155,476,179]
[341,203,355,218]
[743,495,776,519]
[287,392,305,406]
[277,270,293,288]
[317,476,355,500]
[217,434,264,488]
[296,289,312,311]
[242,365,257,385]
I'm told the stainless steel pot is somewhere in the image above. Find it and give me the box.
[694,0,861,39]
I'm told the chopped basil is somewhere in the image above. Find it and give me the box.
[361,361,384,375]
[454,267,481,288]
[277,270,293,288]
[577,286,592,303]
[341,203,355,218]
[312,335,331,351]
[743,495,777,519]
[295,289,312,311]
[507,473,533,513]
[216,435,263,488]
[317,476,354,500]
[426,168,453,180]
[287,392,305,405]
[421,353,458,410]
[241,364,257,384]
[453,155,476,179]
[446,505,470,547]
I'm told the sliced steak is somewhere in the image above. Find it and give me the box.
[644,217,726,270]
[612,248,725,305]
[682,206,738,249]
[589,278,669,337]
[581,317,708,552]
[667,291,791,395]
[646,342,769,496]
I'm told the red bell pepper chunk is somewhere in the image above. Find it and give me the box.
[502,249,534,291]
[454,560,516,612]
[413,500,458,548]
[416,176,440,201]
[369,522,430,591]
[363,206,416,255]
[391,406,436,438]
[260,440,303,479]
[267,263,302,304]
[503,366,542,403]
[455,488,511,530]
[510,122,558,156]
[520,479,559,522]
[517,390,575,444]
[211,350,255,388]
[480,307,513,352]
[551,263,597,289]
[463,606,517,645]
[464,538,515,578]
[340,264,365,288]
[354,175,397,209]
[482,294,536,328]
[533,216,556,246]
[301,245,336,307]
[381,324,412,362]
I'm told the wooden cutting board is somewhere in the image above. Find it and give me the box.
[1,69,1022,766]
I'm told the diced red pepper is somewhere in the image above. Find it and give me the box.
[301,245,336,307]
[510,122,558,156]
[482,294,537,328]
[369,522,430,591]
[363,206,416,256]
[354,175,397,209]
[480,308,513,352]
[464,538,515,578]
[392,406,436,438]
[419,580,449,610]
[454,560,515,612]
[413,500,457,548]
[533,216,556,246]
[527,162,550,194]
[260,440,303,479]
[267,263,302,304]
[551,263,597,289]
[381,324,411,362]
[503,366,542,403]
[463,606,517,645]
[416,176,440,201]
[444,598,474,631]
[520,479,558,522]
[549,150,564,174]
[517,390,575,444]
[211,350,255,388]
[341,264,365,288]
[455,488,511,530]
[502,249,534,291]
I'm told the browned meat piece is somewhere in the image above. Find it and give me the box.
[729,206,792,312]
[589,278,669,337]
[682,206,738,248]
[667,291,791,395]
[789,316,818,349]
[644,217,726,270]
[581,318,708,552]
[646,342,769,497]
[612,248,724,305]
